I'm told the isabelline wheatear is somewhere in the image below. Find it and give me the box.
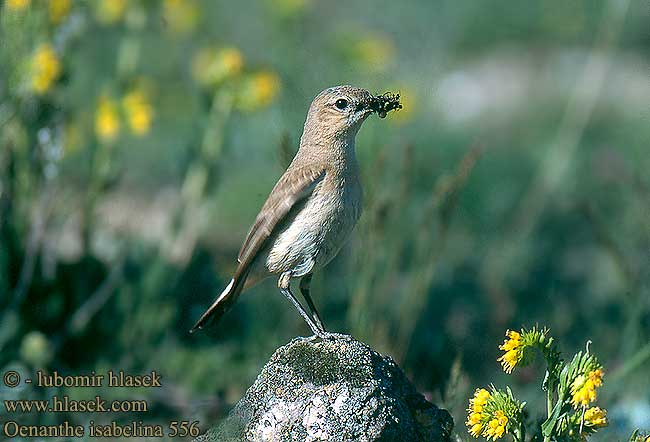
[191,85,401,337]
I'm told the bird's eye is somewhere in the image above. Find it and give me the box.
[335,98,349,110]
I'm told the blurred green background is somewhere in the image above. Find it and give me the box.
[1,0,648,440]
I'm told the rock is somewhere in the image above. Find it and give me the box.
[194,335,453,442]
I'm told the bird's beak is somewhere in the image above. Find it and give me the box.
[367,96,384,114]
[356,99,376,116]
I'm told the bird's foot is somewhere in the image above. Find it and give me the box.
[312,331,352,341]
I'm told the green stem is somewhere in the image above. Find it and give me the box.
[514,419,526,442]
[544,374,553,442]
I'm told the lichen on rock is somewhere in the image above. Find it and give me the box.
[194,335,453,442]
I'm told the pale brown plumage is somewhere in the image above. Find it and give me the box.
[238,166,327,269]
[191,85,398,336]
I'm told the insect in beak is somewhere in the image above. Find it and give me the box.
[368,92,402,119]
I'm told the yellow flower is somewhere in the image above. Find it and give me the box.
[237,71,281,112]
[218,48,244,76]
[354,34,394,73]
[485,410,508,441]
[468,421,483,438]
[466,387,521,440]
[498,330,523,374]
[122,89,153,136]
[95,96,120,142]
[30,44,61,94]
[249,72,280,106]
[49,0,71,24]
[466,388,490,438]
[583,406,607,427]
[501,330,522,351]
[6,0,30,11]
[467,410,484,437]
[191,47,244,86]
[163,0,199,34]
[570,368,603,408]
[96,0,126,24]
[471,388,490,410]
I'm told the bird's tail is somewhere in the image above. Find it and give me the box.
[190,271,248,333]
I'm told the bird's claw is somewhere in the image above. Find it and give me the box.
[309,331,352,341]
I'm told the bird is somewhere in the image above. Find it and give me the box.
[191,85,400,337]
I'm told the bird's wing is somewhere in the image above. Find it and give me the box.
[236,164,327,274]
[190,164,326,333]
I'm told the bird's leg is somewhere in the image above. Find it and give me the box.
[299,274,326,333]
[278,273,324,337]
[298,275,351,341]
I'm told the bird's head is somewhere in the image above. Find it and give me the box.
[304,85,399,140]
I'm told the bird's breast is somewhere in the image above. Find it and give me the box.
[265,172,362,277]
